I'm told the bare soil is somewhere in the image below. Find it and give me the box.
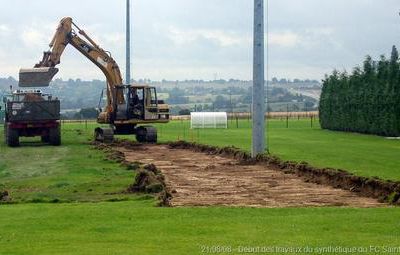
[117,144,382,208]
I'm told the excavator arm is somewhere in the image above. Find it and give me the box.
[19,17,125,122]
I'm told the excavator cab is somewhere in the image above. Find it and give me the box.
[126,87,144,119]
[122,85,167,121]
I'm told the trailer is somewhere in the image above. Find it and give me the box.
[3,90,61,147]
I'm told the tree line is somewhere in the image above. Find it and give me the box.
[319,46,400,137]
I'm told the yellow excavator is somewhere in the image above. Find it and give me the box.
[19,17,169,143]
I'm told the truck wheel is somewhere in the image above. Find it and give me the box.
[49,127,61,146]
[6,126,19,147]
[41,134,50,143]
[3,124,7,145]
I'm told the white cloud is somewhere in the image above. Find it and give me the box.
[0,48,5,60]
[166,26,251,47]
[21,27,49,47]
[0,24,11,33]
[200,30,250,47]
[267,28,337,49]
[268,31,300,47]
[305,27,334,37]
[101,32,125,45]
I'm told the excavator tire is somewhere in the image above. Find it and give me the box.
[6,125,19,147]
[94,127,114,143]
[49,126,61,146]
[135,126,157,143]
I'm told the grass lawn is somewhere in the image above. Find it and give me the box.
[0,125,141,203]
[153,119,400,181]
[0,121,399,254]
[0,202,399,255]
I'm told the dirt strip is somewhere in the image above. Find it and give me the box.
[168,141,400,204]
[116,143,384,208]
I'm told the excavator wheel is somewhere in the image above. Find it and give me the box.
[94,127,114,143]
[135,126,157,143]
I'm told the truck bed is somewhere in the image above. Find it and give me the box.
[6,100,60,122]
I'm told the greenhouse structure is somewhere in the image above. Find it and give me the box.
[190,112,228,129]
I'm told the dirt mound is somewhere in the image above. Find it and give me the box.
[168,141,252,162]
[116,140,147,151]
[127,164,171,206]
[283,162,400,204]
[127,164,163,193]
[168,141,400,204]
[0,191,10,202]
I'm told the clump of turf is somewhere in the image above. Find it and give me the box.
[0,190,10,202]
[106,151,125,163]
[125,162,141,171]
[127,164,171,206]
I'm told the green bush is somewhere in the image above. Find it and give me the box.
[320,46,400,137]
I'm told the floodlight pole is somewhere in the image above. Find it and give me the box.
[252,0,266,157]
[126,0,131,84]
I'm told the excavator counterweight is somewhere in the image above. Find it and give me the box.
[19,67,59,87]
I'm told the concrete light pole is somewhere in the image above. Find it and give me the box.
[126,0,131,84]
[252,0,266,157]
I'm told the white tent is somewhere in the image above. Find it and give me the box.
[191,112,228,129]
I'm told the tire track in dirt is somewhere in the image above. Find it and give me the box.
[118,144,383,208]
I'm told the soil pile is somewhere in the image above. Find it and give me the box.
[0,191,10,202]
[127,164,171,206]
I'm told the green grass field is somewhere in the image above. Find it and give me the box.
[0,203,399,255]
[0,127,143,203]
[0,121,399,254]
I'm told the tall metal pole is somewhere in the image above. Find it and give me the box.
[252,0,266,157]
[126,0,131,84]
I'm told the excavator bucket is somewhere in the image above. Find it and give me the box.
[19,67,59,87]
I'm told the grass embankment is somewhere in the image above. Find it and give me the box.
[153,119,400,181]
[0,122,399,254]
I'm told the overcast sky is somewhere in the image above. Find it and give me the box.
[0,0,399,82]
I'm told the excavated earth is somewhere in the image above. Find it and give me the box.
[117,144,383,208]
